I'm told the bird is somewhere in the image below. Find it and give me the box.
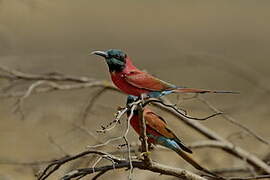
[126,95,209,172]
[92,49,238,98]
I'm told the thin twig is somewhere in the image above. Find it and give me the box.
[197,96,270,146]
[47,135,70,156]
[61,160,207,180]
[92,170,108,180]
[143,99,222,121]
[189,140,270,174]
[37,150,123,180]
[0,80,117,99]
[229,174,270,180]
[211,167,250,174]
[96,107,128,133]
[1,67,269,179]
[80,87,108,125]
[137,102,151,164]
[13,80,47,119]
[153,98,270,174]
[124,105,137,180]
[0,65,93,83]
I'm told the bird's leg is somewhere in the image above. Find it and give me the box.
[138,138,152,159]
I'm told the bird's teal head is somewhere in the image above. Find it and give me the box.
[92,49,127,72]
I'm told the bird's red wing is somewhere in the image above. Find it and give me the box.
[124,70,175,91]
[143,110,176,139]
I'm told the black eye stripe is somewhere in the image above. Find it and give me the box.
[108,53,126,61]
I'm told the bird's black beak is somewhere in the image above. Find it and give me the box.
[91,51,108,58]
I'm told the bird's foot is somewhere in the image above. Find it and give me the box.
[139,151,151,159]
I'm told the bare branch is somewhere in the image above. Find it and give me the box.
[143,98,222,121]
[0,65,93,83]
[211,167,250,174]
[229,174,270,180]
[13,80,49,119]
[197,96,270,146]
[0,80,117,99]
[37,150,123,180]
[96,107,128,133]
[137,102,151,164]
[153,98,270,174]
[62,161,207,180]
[124,104,137,179]
[79,87,108,125]
[1,67,269,179]
[92,170,108,180]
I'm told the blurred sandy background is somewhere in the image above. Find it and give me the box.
[0,0,270,179]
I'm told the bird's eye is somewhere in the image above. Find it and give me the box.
[115,55,121,60]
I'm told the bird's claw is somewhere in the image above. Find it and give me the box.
[139,151,151,159]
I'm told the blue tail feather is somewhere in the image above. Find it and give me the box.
[148,135,192,154]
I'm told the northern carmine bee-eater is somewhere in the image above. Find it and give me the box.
[92,49,238,98]
[126,95,208,172]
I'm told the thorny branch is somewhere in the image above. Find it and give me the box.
[0,66,269,179]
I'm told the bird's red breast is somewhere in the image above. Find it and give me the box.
[110,57,175,96]
[110,57,150,96]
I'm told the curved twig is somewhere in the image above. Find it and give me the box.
[143,99,222,121]
[197,96,270,146]
[152,99,270,174]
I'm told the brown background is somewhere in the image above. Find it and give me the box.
[0,0,269,179]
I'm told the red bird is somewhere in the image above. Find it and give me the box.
[92,49,237,98]
[126,95,209,172]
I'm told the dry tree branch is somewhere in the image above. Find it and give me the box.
[138,101,151,164]
[92,170,108,180]
[229,174,270,180]
[123,108,134,180]
[0,80,117,99]
[37,149,207,180]
[151,98,270,174]
[71,123,102,144]
[211,167,250,175]
[96,107,128,133]
[37,150,124,180]
[13,80,49,119]
[1,66,269,179]
[197,96,270,146]
[189,140,268,169]
[0,159,53,166]
[47,135,70,156]
[79,87,109,125]
[62,161,208,180]
[37,99,214,180]
[143,99,222,121]
[0,65,93,83]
